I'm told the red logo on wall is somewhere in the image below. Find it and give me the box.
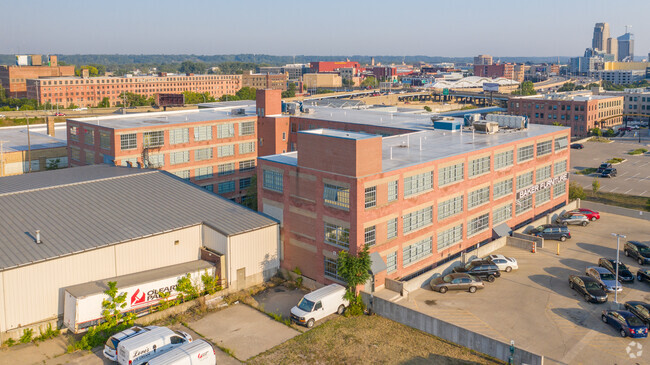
[131,289,145,306]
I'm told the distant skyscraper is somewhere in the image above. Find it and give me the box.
[592,23,610,51]
[617,32,635,61]
[607,38,618,60]
[473,54,493,65]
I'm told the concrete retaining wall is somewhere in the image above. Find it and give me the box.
[362,293,544,365]
[507,236,537,251]
[512,232,543,248]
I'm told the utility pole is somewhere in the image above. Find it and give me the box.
[611,233,626,305]
[25,113,32,173]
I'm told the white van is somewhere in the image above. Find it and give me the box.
[290,283,349,328]
[142,339,216,365]
[104,326,157,361]
[117,326,193,365]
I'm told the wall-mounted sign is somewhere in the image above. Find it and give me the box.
[516,172,569,200]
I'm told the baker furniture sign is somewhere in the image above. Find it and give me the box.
[516,172,569,200]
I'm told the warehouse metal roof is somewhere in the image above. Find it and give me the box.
[0,165,278,271]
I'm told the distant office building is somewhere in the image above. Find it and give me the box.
[259,64,309,82]
[303,73,343,89]
[473,55,493,66]
[242,71,287,91]
[593,88,650,121]
[508,93,623,136]
[473,63,520,81]
[592,23,610,52]
[618,33,635,61]
[0,55,74,98]
[607,38,618,60]
[596,70,645,84]
[371,66,397,81]
[309,61,360,73]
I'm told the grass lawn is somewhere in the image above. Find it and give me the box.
[606,157,625,164]
[248,315,504,365]
[583,191,650,211]
[576,168,597,175]
[628,148,648,155]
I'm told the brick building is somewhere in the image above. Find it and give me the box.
[67,106,258,203]
[508,93,624,136]
[242,71,287,91]
[26,74,242,107]
[473,63,518,81]
[255,92,570,290]
[309,61,361,73]
[0,55,74,98]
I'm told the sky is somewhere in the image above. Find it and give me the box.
[2,0,649,57]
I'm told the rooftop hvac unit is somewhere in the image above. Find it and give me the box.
[463,113,480,126]
[286,103,297,115]
[485,114,526,129]
[232,108,246,115]
[303,107,315,114]
[473,121,499,134]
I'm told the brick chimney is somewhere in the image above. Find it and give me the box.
[46,116,55,137]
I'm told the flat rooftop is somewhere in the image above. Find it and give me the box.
[302,128,378,140]
[0,123,67,152]
[68,104,256,130]
[516,93,621,102]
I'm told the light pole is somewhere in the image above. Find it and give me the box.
[611,233,626,304]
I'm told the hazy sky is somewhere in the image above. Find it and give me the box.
[2,0,648,57]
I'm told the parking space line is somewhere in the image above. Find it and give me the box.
[609,187,618,192]
[642,190,648,196]
[624,189,633,194]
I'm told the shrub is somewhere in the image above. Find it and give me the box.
[19,328,33,343]
[423,106,432,112]
[629,148,648,155]
[3,338,16,347]
[177,273,200,302]
[201,270,222,295]
[35,324,60,342]
[292,267,303,287]
[569,182,586,200]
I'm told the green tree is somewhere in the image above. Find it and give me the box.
[182,91,216,104]
[569,182,586,200]
[281,83,297,98]
[592,178,600,196]
[337,244,371,316]
[604,128,616,137]
[235,86,257,100]
[46,158,61,170]
[101,281,128,328]
[424,106,432,112]
[97,97,111,108]
[511,81,536,96]
[361,76,378,88]
[243,174,258,211]
[179,61,207,74]
[118,92,152,107]
[557,82,576,92]
[176,274,200,302]
[591,127,602,137]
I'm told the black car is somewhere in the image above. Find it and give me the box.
[624,241,650,265]
[600,168,617,178]
[598,258,635,282]
[624,301,650,326]
[528,224,571,242]
[597,163,613,173]
[571,143,584,149]
[638,269,650,283]
[568,275,608,303]
[452,260,501,282]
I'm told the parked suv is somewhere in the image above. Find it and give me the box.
[452,260,501,282]
[600,168,617,178]
[624,241,650,265]
[528,224,571,241]
[555,212,589,226]
[597,163,612,173]
[598,258,635,282]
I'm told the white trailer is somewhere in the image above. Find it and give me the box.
[63,260,214,333]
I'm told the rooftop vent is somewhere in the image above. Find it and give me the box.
[231,108,246,115]
[35,230,41,244]
[473,121,499,134]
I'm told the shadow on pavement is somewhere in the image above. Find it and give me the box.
[529,273,578,302]
[551,307,616,337]
[577,242,618,258]
[559,258,599,272]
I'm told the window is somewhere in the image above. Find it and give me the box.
[324,257,344,282]
[554,160,567,175]
[364,226,376,246]
[169,128,189,144]
[494,150,513,170]
[403,236,433,266]
[468,213,490,236]
[387,218,398,239]
[438,195,464,221]
[195,166,213,180]
[170,151,190,165]
[516,171,533,190]
[84,128,95,145]
[536,165,551,182]
[469,156,490,177]
[555,136,568,151]
[217,123,235,138]
[239,121,255,136]
[143,131,164,148]
[518,145,534,163]
[365,186,377,208]
[195,147,213,161]
[404,171,433,197]
[263,169,283,192]
[218,180,235,193]
[324,223,350,249]
[537,140,552,157]
[468,186,490,209]
[217,145,235,157]
[493,204,512,225]
[437,224,463,251]
[554,181,567,197]
[173,170,190,180]
[69,126,79,142]
[239,141,255,154]
[323,184,349,209]
[536,187,551,205]
[387,252,397,273]
[239,159,255,172]
[194,125,212,141]
[403,206,433,235]
[99,131,111,150]
[144,153,164,168]
[493,178,513,199]
[387,181,398,202]
[85,150,95,165]
[516,195,533,215]
[438,163,464,186]
[239,177,252,189]
[218,163,235,176]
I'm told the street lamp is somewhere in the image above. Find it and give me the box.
[611,233,626,304]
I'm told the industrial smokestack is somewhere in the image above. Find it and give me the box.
[35,230,41,244]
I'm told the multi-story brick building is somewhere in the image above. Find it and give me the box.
[310,61,360,73]
[508,93,624,136]
[26,74,242,107]
[473,63,519,81]
[67,106,258,203]
[256,93,570,290]
[0,55,74,98]
[242,71,287,91]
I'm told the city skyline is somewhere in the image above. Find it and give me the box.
[2,0,649,57]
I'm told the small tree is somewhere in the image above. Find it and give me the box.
[101,281,127,328]
[176,274,200,302]
[46,158,61,170]
[201,270,222,295]
[591,127,602,137]
[569,182,586,200]
[337,244,371,316]
[423,106,432,112]
[591,178,600,196]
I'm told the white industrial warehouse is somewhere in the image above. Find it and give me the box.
[0,165,279,340]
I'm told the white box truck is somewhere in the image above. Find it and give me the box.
[117,326,192,365]
[142,339,216,365]
[63,260,214,333]
[290,283,349,328]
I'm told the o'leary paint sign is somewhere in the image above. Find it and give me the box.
[516,172,569,200]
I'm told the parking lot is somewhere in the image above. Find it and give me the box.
[397,211,650,365]
[570,140,650,197]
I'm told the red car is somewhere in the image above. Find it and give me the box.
[55,112,65,116]
[570,208,600,221]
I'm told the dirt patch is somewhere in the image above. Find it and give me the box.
[248,315,503,365]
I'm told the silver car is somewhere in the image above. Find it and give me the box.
[555,213,589,226]
[586,266,622,293]
[429,273,485,293]
[474,254,518,272]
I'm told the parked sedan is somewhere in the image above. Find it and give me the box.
[429,273,485,293]
[600,168,617,178]
[586,266,622,292]
[638,269,650,283]
[555,212,589,226]
[571,143,584,149]
[624,301,650,326]
[568,275,608,303]
[528,224,571,241]
[598,258,635,282]
[54,112,65,116]
[601,310,648,338]
[569,208,600,221]
[597,163,612,173]
[624,240,650,265]
[474,254,518,272]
